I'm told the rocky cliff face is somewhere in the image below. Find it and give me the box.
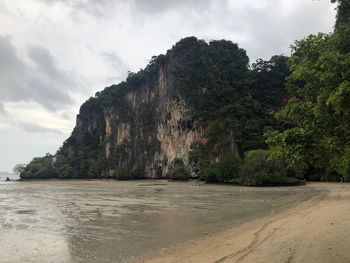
[71,55,238,179]
[22,37,288,180]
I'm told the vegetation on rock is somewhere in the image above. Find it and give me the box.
[21,36,289,183]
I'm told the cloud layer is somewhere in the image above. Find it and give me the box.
[0,36,78,112]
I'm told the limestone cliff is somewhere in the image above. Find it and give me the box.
[21,37,289,180]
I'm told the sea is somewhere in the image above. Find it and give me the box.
[0,172,20,180]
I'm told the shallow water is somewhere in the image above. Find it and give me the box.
[0,173,19,181]
[0,180,325,263]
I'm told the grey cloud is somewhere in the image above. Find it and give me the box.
[40,0,335,62]
[101,51,129,82]
[0,111,63,135]
[37,0,119,16]
[101,51,127,71]
[28,46,67,83]
[0,103,6,115]
[0,2,9,15]
[18,121,64,135]
[206,1,336,62]
[0,36,78,111]
[60,112,72,120]
[130,0,217,14]
[37,0,218,17]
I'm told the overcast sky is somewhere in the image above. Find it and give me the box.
[0,0,336,172]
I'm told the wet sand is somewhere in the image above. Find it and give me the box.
[135,183,350,263]
[0,180,326,263]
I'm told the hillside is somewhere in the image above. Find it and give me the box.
[21,37,289,180]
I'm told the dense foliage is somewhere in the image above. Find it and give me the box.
[21,154,58,179]
[13,164,26,174]
[169,38,288,156]
[170,159,190,180]
[267,0,350,181]
[201,155,241,183]
[237,150,304,186]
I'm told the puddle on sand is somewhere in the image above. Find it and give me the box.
[0,180,326,263]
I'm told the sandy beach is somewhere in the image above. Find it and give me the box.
[135,183,350,263]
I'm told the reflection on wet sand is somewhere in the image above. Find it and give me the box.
[0,180,325,263]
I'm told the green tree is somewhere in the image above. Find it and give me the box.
[170,159,189,180]
[13,164,26,174]
[20,153,57,180]
[267,1,350,180]
[238,149,304,186]
[251,55,290,110]
[201,155,241,183]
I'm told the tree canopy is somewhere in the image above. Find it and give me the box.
[267,0,350,181]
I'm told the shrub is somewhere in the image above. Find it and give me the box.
[20,154,57,180]
[116,168,130,180]
[237,149,304,186]
[201,155,241,183]
[130,161,146,179]
[333,147,350,182]
[201,163,221,183]
[170,159,189,180]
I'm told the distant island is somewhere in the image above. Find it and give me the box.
[21,0,350,186]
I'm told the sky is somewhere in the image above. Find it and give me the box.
[0,0,336,172]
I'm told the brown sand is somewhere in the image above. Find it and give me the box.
[134,183,350,263]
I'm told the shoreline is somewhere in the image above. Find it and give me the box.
[133,182,350,263]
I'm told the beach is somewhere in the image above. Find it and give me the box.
[135,183,350,263]
[0,180,323,263]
